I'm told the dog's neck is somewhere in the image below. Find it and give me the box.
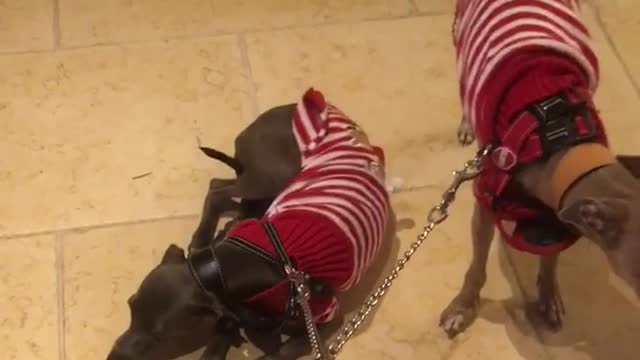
[518,148,639,250]
[558,163,639,249]
[517,144,616,209]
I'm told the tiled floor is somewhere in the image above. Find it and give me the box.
[0,1,638,359]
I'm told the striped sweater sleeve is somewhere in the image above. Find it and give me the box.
[453,0,599,139]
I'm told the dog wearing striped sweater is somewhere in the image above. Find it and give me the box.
[108,88,390,360]
[441,0,640,337]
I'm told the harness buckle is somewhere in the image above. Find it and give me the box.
[529,94,598,156]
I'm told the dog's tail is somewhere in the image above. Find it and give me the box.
[199,147,243,174]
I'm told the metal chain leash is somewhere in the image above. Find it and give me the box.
[285,265,333,360]
[290,145,492,359]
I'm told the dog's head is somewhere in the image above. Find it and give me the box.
[107,245,221,360]
[559,155,640,297]
[107,238,301,360]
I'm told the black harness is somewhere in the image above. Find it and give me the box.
[187,222,332,332]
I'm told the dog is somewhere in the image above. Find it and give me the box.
[108,88,391,360]
[440,0,640,338]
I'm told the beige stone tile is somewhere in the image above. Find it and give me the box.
[0,36,251,236]
[592,0,640,21]
[506,240,640,360]
[413,0,455,13]
[582,4,640,154]
[63,217,199,360]
[246,15,479,192]
[591,1,640,98]
[59,0,411,48]
[0,236,59,360]
[0,0,54,53]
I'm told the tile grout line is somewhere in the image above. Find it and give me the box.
[237,33,260,118]
[0,11,450,58]
[591,4,640,97]
[407,0,419,14]
[0,213,200,242]
[389,183,443,193]
[55,232,67,360]
[52,0,61,48]
[501,243,554,359]
[0,184,449,241]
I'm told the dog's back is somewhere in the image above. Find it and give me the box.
[233,104,302,200]
[265,90,389,288]
[454,0,597,143]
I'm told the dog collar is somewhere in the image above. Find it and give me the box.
[550,143,616,210]
[187,241,283,330]
[187,245,226,299]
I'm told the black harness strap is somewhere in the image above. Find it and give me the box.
[263,221,300,320]
[187,222,335,333]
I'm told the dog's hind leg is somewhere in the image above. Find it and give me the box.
[457,116,475,146]
[528,254,565,332]
[212,219,238,243]
[440,202,495,338]
[254,317,343,360]
[211,198,275,243]
[190,178,240,251]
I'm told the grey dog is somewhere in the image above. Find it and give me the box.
[107,98,388,360]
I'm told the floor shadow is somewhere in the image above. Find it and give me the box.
[335,206,409,331]
[486,240,640,360]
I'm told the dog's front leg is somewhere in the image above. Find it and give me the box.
[255,317,342,360]
[199,338,231,360]
[200,320,246,360]
[440,202,495,338]
[191,178,240,251]
[531,254,565,331]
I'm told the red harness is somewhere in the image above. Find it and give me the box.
[474,91,609,255]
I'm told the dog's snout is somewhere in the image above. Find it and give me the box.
[106,349,131,360]
[633,270,640,298]
[108,331,152,360]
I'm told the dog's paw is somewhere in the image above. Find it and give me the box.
[255,355,281,360]
[527,280,565,332]
[439,296,478,338]
[457,118,475,146]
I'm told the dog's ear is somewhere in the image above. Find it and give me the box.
[161,244,186,264]
[559,197,630,249]
[617,155,640,178]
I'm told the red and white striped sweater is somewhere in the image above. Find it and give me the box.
[454,0,598,144]
[454,0,609,254]
[227,88,389,323]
